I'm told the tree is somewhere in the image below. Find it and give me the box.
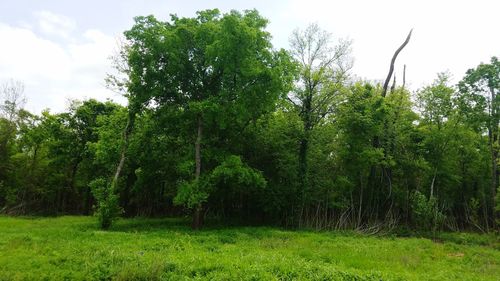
[336,83,385,227]
[458,57,500,227]
[42,100,120,215]
[0,80,25,122]
[287,23,351,224]
[417,73,456,198]
[382,87,423,226]
[0,80,26,211]
[123,9,293,229]
[415,73,492,230]
[89,106,130,228]
[1,12,498,233]
[413,75,459,230]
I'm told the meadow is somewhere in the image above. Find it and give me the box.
[0,216,498,280]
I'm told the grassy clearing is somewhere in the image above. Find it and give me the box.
[0,216,498,280]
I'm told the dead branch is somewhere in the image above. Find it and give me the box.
[382,29,413,97]
[402,64,406,89]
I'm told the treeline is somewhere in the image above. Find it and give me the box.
[0,9,498,232]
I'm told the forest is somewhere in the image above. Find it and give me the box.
[0,9,499,234]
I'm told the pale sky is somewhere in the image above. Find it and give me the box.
[0,0,498,113]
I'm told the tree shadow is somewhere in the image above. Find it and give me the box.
[109,217,191,233]
[102,216,292,241]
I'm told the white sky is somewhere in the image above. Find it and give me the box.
[0,0,498,113]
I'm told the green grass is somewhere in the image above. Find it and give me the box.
[0,216,498,280]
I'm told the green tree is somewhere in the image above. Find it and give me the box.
[458,57,500,227]
[123,9,293,229]
[89,105,130,228]
[417,73,491,230]
[336,83,385,226]
[417,73,456,198]
[287,23,351,224]
[0,80,26,211]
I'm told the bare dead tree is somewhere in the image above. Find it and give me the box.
[1,79,26,122]
[402,64,407,90]
[382,29,413,97]
[105,36,131,96]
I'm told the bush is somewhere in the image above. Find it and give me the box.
[173,155,266,209]
[90,178,123,229]
[410,190,445,232]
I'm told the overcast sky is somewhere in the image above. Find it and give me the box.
[0,0,498,113]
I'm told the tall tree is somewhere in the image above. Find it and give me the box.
[416,74,456,198]
[287,23,351,223]
[336,83,385,226]
[458,57,500,227]
[0,80,26,210]
[124,9,293,229]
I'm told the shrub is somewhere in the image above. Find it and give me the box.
[410,190,445,232]
[90,178,123,229]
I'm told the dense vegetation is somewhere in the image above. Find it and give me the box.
[0,216,498,280]
[0,9,499,233]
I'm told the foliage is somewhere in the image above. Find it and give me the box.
[174,155,266,209]
[209,155,266,193]
[410,191,445,231]
[89,178,123,229]
[287,23,351,224]
[0,10,498,232]
[457,57,499,227]
[122,9,293,228]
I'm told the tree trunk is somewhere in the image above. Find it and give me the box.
[84,186,92,215]
[112,144,128,190]
[489,85,498,227]
[110,109,135,192]
[490,135,497,219]
[358,174,364,228]
[67,161,78,213]
[299,136,309,191]
[192,204,204,230]
[430,168,437,198]
[192,115,204,230]
[298,129,310,227]
[298,93,312,227]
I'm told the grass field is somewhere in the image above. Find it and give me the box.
[0,216,498,280]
